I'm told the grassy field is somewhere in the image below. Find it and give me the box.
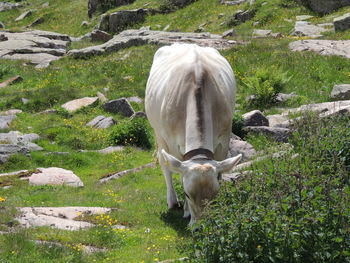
[1,0,350,262]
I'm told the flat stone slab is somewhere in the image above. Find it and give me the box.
[0,30,70,68]
[0,115,16,129]
[61,97,98,112]
[331,84,350,100]
[29,167,84,187]
[289,40,350,59]
[16,207,111,230]
[0,2,22,12]
[68,29,239,58]
[86,115,116,128]
[227,139,256,162]
[291,21,330,38]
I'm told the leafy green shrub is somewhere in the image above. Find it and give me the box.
[108,118,152,150]
[159,0,197,13]
[232,112,244,138]
[242,67,291,110]
[187,115,350,263]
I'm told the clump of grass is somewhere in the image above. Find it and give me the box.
[187,114,350,262]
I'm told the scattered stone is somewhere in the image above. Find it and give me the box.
[91,29,112,42]
[218,13,224,18]
[42,2,49,8]
[227,139,256,162]
[242,110,269,127]
[0,34,7,41]
[222,29,236,38]
[29,167,84,187]
[243,126,291,142]
[61,97,99,113]
[88,0,135,18]
[16,207,111,230]
[15,10,33,22]
[0,75,23,89]
[80,146,125,154]
[99,162,155,183]
[97,91,108,102]
[0,2,22,12]
[291,21,329,38]
[299,0,350,14]
[0,115,16,130]
[0,109,22,116]
[319,105,350,118]
[81,21,90,27]
[163,24,170,31]
[86,115,116,128]
[28,17,44,27]
[98,9,148,33]
[102,98,135,117]
[221,0,247,5]
[331,84,350,100]
[68,29,239,58]
[127,96,142,103]
[266,114,290,127]
[131,111,147,119]
[296,15,314,21]
[0,22,4,28]
[21,98,29,104]
[275,92,298,103]
[0,144,29,157]
[234,9,255,23]
[334,12,350,31]
[0,30,71,68]
[289,40,350,59]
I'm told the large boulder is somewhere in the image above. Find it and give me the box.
[98,9,148,33]
[88,0,135,18]
[334,12,350,31]
[242,110,269,127]
[102,98,135,117]
[227,139,256,162]
[331,84,350,100]
[291,21,329,38]
[29,167,84,187]
[298,0,350,14]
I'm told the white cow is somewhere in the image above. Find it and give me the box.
[145,43,242,226]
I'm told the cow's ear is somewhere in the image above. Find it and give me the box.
[216,154,242,173]
[161,149,185,173]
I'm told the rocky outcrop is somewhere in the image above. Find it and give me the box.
[242,110,269,127]
[0,2,23,12]
[291,21,330,38]
[102,98,135,117]
[331,84,350,100]
[98,9,148,33]
[289,40,350,59]
[334,13,350,31]
[68,29,238,58]
[88,0,136,18]
[91,29,112,42]
[61,97,99,112]
[298,0,350,14]
[0,30,71,68]
[29,167,84,187]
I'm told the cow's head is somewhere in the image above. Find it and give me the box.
[161,149,241,226]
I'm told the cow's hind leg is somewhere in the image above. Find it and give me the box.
[183,199,190,218]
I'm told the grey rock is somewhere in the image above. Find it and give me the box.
[334,12,350,31]
[16,207,111,230]
[234,9,255,22]
[0,170,30,177]
[0,144,29,155]
[21,98,29,104]
[88,0,136,18]
[80,146,124,154]
[291,21,329,38]
[29,167,84,187]
[296,15,314,21]
[86,115,116,128]
[0,154,8,164]
[61,97,99,112]
[15,10,33,22]
[0,115,16,130]
[242,110,269,127]
[243,126,291,142]
[331,84,350,100]
[222,29,236,38]
[282,100,350,116]
[319,105,350,118]
[98,9,148,33]
[103,98,135,117]
[42,2,49,8]
[275,92,297,103]
[81,21,90,27]
[28,17,44,27]
[127,96,142,103]
[252,29,272,38]
[300,0,350,14]
[131,111,147,119]
[227,139,256,162]
[0,34,7,42]
[289,40,350,59]
[0,1,22,12]
[0,109,22,116]
[266,114,290,127]
[68,29,238,58]
[221,0,247,5]
[231,133,242,140]
[91,29,112,42]
[0,22,4,28]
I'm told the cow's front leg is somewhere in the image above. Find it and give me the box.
[161,166,179,209]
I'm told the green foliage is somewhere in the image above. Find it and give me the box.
[159,0,197,13]
[242,67,291,110]
[0,65,12,80]
[187,115,350,263]
[232,112,244,138]
[108,118,153,150]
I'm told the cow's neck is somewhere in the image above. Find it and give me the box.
[185,86,213,154]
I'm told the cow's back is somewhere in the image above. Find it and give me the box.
[145,44,236,160]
